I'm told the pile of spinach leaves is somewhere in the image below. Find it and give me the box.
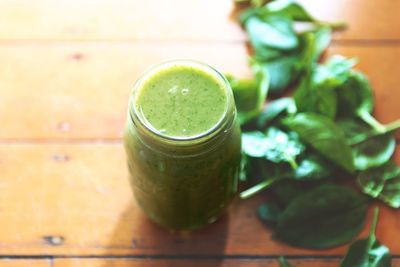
[229,0,400,264]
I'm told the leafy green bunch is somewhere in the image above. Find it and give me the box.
[228,0,400,264]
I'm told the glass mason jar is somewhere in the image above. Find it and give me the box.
[124,60,241,230]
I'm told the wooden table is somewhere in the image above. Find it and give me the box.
[0,0,399,266]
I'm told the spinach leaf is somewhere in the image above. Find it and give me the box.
[265,0,315,22]
[352,133,396,171]
[265,0,346,29]
[379,174,400,208]
[256,97,296,129]
[242,127,304,167]
[240,0,344,95]
[339,118,400,146]
[275,184,368,249]
[258,202,283,225]
[295,78,338,119]
[358,161,400,208]
[337,70,374,119]
[340,208,391,267]
[263,127,305,166]
[320,55,357,84]
[242,131,270,157]
[240,152,333,199]
[334,67,398,134]
[258,55,299,93]
[294,154,333,180]
[337,118,371,145]
[312,26,331,61]
[337,116,396,171]
[294,55,356,118]
[260,28,329,94]
[239,153,250,182]
[234,0,269,8]
[240,153,333,199]
[227,64,269,125]
[283,113,355,173]
[242,13,298,53]
[271,180,324,207]
[279,256,295,267]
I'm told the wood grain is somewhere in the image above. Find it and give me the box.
[52,258,400,267]
[0,0,399,41]
[0,260,50,267]
[0,144,398,256]
[0,43,248,140]
[0,45,399,140]
[1,0,399,264]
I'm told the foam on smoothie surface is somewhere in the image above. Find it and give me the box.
[135,63,228,138]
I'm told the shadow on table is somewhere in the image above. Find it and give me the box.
[104,201,230,267]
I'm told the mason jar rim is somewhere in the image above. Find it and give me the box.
[128,59,235,145]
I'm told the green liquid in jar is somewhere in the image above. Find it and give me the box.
[125,60,241,230]
[135,64,228,138]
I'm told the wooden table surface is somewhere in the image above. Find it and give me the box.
[1,0,400,266]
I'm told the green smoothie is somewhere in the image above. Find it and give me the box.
[124,60,241,230]
[135,64,228,138]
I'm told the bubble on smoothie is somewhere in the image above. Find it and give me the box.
[181,88,189,95]
[168,86,178,94]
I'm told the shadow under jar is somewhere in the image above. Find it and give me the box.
[124,60,241,230]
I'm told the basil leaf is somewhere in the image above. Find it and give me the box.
[258,202,283,225]
[283,113,355,173]
[340,208,391,267]
[275,184,368,249]
[358,162,400,208]
[256,97,296,129]
[279,256,295,267]
[352,133,396,171]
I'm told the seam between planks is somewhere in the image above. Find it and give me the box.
[1,255,400,260]
[0,39,399,46]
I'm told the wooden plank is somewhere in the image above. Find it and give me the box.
[0,0,399,41]
[0,44,399,140]
[52,258,400,267]
[0,260,50,267]
[0,0,243,41]
[0,43,249,140]
[0,144,399,256]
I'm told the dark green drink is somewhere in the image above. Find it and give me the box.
[124,60,241,230]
